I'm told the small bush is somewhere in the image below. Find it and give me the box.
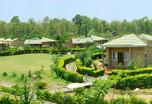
[12,72,17,77]
[33,70,42,78]
[20,74,25,80]
[128,61,137,70]
[2,72,8,76]
[28,70,32,77]
[34,81,48,89]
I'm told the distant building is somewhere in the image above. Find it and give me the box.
[102,34,152,68]
[0,38,24,47]
[24,37,56,48]
[0,41,7,50]
[72,35,107,48]
[10,38,24,47]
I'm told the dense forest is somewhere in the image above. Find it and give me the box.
[0,14,152,39]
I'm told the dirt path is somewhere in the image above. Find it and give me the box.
[65,62,77,72]
[0,81,14,87]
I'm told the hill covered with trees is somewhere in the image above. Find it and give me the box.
[0,15,152,39]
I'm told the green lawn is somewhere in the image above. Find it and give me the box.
[0,54,52,73]
[0,54,68,87]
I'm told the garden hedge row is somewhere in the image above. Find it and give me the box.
[0,47,86,56]
[115,74,152,89]
[76,59,104,77]
[109,68,152,76]
[54,56,84,83]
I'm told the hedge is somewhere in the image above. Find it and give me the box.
[109,68,152,76]
[0,47,86,56]
[115,74,152,89]
[76,59,104,77]
[54,56,84,83]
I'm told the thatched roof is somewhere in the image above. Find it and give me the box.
[102,34,147,47]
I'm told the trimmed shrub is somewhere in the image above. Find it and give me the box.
[54,56,83,83]
[116,74,152,89]
[76,59,105,77]
[109,67,152,76]
[94,69,105,77]
[0,47,86,56]
[77,66,94,76]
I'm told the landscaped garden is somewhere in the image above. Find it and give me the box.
[0,53,68,88]
[0,47,152,104]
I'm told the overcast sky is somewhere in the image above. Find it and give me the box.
[0,0,152,21]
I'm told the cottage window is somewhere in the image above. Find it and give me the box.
[145,53,147,58]
[124,52,129,61]
[112,51,116,60]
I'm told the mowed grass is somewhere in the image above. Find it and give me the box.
[0,54,52,74]
[0,54,68,86]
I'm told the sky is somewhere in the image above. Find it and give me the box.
[0,0,152,22]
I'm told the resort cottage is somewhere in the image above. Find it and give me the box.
[72,35,107,48]
[102,34,152,68]
[0,41,7,50]
[0,38,24,47]
[24,37,56,48]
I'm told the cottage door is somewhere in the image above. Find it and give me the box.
[118,52,124,65]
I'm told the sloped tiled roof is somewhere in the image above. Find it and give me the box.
[72,37,93,44]
[139,34,152,41]
[24,37,56,45]
[24,39,42,45]
[91,35,107,41]
[41,37,56,43]
[102,34,147,47]
[72,35,107,44]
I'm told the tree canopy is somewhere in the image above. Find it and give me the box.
[0,15,152,39]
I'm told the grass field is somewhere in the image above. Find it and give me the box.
[0,54,68,87]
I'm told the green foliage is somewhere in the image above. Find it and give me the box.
[128,61,137,70]
[20,74,25,80]
[34,81,47,89]
[33,70,42,79]
[0,47,85,56]
[37,80,111,104]
[109,97,147,104]
[28,70,32,77]
[0,15,152,39]
[12,72,17,77]
[0,95,19,104]
[109,67,152,76]
[76,59,104,77]
[54,56,84,82]
[116,74,152,89]
[77,66,104,77]
[2,72,8,76]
